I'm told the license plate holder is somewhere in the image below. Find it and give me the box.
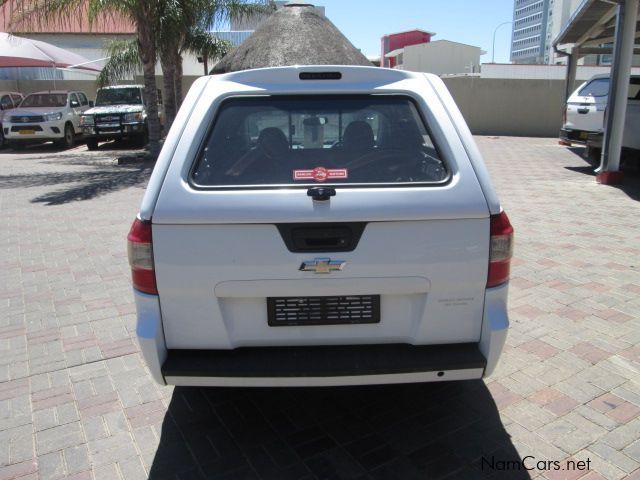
[268,295,381,326]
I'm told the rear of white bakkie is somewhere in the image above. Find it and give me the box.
[129,66,513,387]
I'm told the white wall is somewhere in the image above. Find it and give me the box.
[0,76,583,137]
[397,41,481,75]
[481,63,640,79]
[442,77,577,136]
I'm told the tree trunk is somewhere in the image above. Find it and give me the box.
[174,52,184,109]
[136,10,161,159]
[160,51,177,133]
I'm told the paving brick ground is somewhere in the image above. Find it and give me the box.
[0,137,639,480]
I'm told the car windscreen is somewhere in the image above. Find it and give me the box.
[96,88,142,106]
[20,93,67,108]
[191,95,448,188]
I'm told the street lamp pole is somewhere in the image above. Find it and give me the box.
[492,21,513,63]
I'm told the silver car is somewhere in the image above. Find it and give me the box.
[129,66,514,387]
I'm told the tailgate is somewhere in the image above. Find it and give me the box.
[153,215,489,349]
[566,96,604,134]
[150,87,492,350]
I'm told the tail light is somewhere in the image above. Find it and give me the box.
[487,212,514,288]
[127,218,157,294]
[562,104,567,125]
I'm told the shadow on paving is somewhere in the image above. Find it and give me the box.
[0,142,70,155]
[564,165,640,202]
[2,137,144,154]
[563,146,640,201]
[149,381,529,480]
[0,162,153,205]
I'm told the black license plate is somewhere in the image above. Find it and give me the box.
[268,295,380,326]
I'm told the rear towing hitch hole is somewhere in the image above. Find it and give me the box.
[437,371,445,377]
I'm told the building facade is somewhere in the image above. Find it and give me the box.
[380,30,435,68]
[510,0,549,63]
[510,0,585,64]
[386,40,482,75]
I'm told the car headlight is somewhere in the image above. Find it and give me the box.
[46,112,63,121]
[80,115,94,126]
[123,112,143,123]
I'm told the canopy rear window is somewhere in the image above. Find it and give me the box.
[578,78,610,98]
[578,77,640,99]
[191,95,448,188]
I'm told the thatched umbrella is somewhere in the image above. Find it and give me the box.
[211,1,372,74]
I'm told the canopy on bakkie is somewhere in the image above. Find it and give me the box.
[210,1,372,74]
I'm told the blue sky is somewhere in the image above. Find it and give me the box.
[316,0,515,63]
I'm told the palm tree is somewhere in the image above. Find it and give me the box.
[159,28,231,130]
[96,31,231,131]
[188,28,231,75]
[96,38,180,130]
[10,0,164,158]
[157,0,273,116]
[96,39,140,88]
[10,0,271,152]
[97,0,269,131]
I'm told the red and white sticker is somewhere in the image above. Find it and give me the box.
[293,167,348,182]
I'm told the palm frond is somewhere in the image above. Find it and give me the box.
[157,0,184,36]
[97,39,141,87]
[200,0,275,31]
[184,28,231,60]
[9,0,139,33]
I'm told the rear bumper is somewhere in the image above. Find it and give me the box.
[559,127,595,144]
[134,284,509,387]
[479,282,509,377]
[162,343,486,387]
[134,291,167,385]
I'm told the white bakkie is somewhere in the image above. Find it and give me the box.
[4,90,90,149]
[560,74,640,151]
[129,66,513,387]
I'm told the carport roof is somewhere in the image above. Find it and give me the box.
[554,0,638,48]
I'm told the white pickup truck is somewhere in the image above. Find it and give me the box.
[129,66,513,387]
[4,90,91,149]
[80,85,149,150]
[560,74,640,160]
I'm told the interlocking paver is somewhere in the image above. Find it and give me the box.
[625,441,640,463]
[0,458,38,480]
[1,138,639,479]
[35,421,84,455]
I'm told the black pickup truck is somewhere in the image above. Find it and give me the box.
[80,85,149,150]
